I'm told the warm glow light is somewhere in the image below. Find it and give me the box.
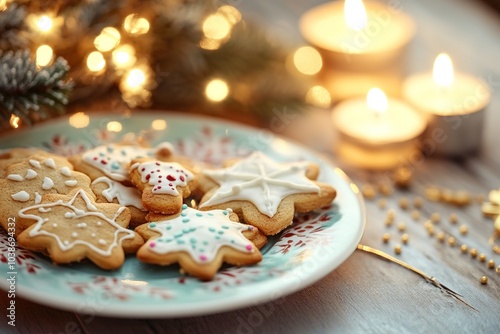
[123,14,150,35]
[344,0,367,31]
[36,45,53,67]
[203,13,231,40]
[106,121,123,132]
[0,0,7,11]
[124,68,147,90]
[366,88,388,115]
[86,51,106,72]
[9,114,20,129]
[69,112,90,128]
[205,78,229,102]
[152,119,167,131]
[199,37,222,50]
[433,53,454,87]
[112,44,136,69]
[94,27,121,52]
[218,5,242,25]
[36,15,53,32]
[293,46,323,75]
[306,86,331,108]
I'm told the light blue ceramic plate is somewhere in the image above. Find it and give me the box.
[0,112,365,318]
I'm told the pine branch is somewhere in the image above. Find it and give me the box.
[0,3,28,50]
[0,50,73,126]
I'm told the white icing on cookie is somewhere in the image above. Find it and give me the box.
[92,176,144,209]
[7,174,23,181]
[65,180,78,187]
[81,142,174,181]
[19,189,135,257]
[130,161,193,196]
[29,159,41,169]
[44,158,56,169]
[12,190,30,202]
[34,192,42,204]
[25,169,37,179]
[146,205,255,263]
[200,152,320,217]
[42,177,55,190]
[60,166,72,176]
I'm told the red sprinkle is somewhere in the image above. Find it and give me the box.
[141,167,145,172]
[93,157,98,161]
[180,175,185,182]
[145,174,151,181]
[167,175,176,181]
[155,162,160,166]
[158,175,162,178]
[158,180,162,183]
[101,160,107,165]
[168,183,173,186]
[157,169,160,172]
[157,186,161,189]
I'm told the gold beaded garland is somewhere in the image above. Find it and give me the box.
[459,225,468,235]
[431,213,441,223]
[437,232,445,242]
[460,244,468,254]
[397,222,406,232]
[480,276,488,285]
[394,244,402,255]
[449,213,458,224]
[401,233,409,244]
[488,259,495,269]
[470,248,478,258]
[382,233,390,243]
[411,210,420,221]
[479,254,486,263]
[447,236,456,247]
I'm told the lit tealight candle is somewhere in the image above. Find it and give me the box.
[332,88,426,169]
[300,0,415,101]
[403,53,491,156]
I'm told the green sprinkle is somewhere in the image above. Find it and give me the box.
[190,238,197,244]
[218,230,224,235]
[181,212,187,217]
[190,227,196,232]
[177,240,185,244]
[196,212,203,217]
[165,238,173,243]
[182,218,190,223]
[203,241,208,246]
[199,248,204,252]
[182,228,190,233]
[182,204,188,210]
[215,236,221,240]
[223,210,228,215]
[149,223,157,228]
[209,227,216,232]
[174,232,183,238]
[221,225,229,229]
[208,213,214,216]
[166,225,172,230]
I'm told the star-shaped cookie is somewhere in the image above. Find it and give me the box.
[17,189,144,270]
[135,205,262,280]
[0,155,95,235]
[198,152,337,235]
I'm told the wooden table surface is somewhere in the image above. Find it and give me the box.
[2,0,500,333]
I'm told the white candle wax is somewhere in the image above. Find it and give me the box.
[300,1,415,101]
[332,95,426,169]
[403,72,490,156]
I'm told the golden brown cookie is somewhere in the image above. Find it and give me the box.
[68,142,174,183]
[0,148,60,177]
[135,205,262,280]
[17,189,144,270]
[144,210,268,249]
[129,158,196,215]
[91,176,147,228]
[198,152,337,235]
[0,155,95,235]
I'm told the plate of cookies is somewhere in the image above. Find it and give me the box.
[0,112,365,317]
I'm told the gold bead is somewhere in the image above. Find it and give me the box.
[459,225,468,235]
[394,244,402,255]
[470,248,478,258]
[431,213,441,224]
[362,184,376,200]
[496,265,500,273]
[441,189,453,203]
[401,233,409,244]
[480,276,488,285]
[399,197,409,210]
[437,232,445,242]
[447,236,456,247]
[382,233,391,243]
[425,187,441,201]
[449,213,458,224]
[488,259,495,269]
[452,191,472,207]
[393,166,412,188]
[379,183,393,196]
[385,218,393,227]
[411,210,420,221]
[414,197,424,209]
[387,209,396,219]
[493,245,500,254]
[479,254,487,263]
[397,222,406,232]
[460,244,468,253]
[378,198,387,209]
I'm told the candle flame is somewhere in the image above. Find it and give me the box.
[433,53,454,87]
[344,0,367,31]
[367,88,388,115]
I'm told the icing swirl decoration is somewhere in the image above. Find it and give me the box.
[92,176,144,210]
[82,142,174,182]
[147,205,255,263]
[18,189,135,256]
[200,152,320,217]
[130,161,193,196]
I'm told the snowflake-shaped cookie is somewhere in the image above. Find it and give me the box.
[198,152,337,235]
[17,189,144,270]
[136,205,262,280]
